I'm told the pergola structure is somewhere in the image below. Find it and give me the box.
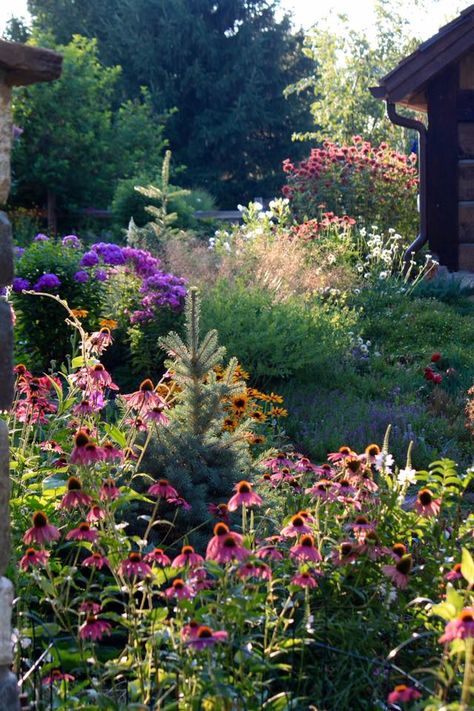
[0,38,62,709]
[371,4,474,271]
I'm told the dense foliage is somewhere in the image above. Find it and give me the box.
[25,0,313,205]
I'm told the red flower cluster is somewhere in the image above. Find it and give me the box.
[282,136,418,233]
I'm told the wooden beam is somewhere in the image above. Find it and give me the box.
[0,39,62,86]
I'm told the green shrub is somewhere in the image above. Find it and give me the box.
[200,279,356,383]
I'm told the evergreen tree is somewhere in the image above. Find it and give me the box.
[143,288,255,546]
[26,0,313,205]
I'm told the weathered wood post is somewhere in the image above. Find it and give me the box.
[0,39,62,709]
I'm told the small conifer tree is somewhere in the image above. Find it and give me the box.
[144,288,255,545]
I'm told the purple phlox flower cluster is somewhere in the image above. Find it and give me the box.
[34,233,49,242]
[12,277,31,293]
[90,242,126,266]
[14,247,25,258]
[62,234,81,249]
[79,251,99,267]
[121,247,162,278]
[94,269,108,282]
[74,270,89,283]
[33,273,61,291]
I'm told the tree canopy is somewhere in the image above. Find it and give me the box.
[26,0,313,205]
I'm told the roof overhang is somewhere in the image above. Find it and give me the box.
[0,39,62,86]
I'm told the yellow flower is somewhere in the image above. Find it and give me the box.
[250,409,266,422]
[231,393,248,414]
[269,407,288,418]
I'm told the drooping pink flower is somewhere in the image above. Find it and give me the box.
[148,478,179,499]
[181,619,200,642]
[212,533,249,564]
[347,515,376,542]
[23,512,60,545]
[171,545,205,569]
[119,552,152,579]
[102,442,123,461]
[79,615,111,641]
[144,547,171,566]
[70,430,105,465]
[87,364,118,391]
[206,523,237,559]
[186,625,228,650]
[327,445,355,462]
[256,544,284,561]
[99,478,121,501]
[262,452,294,470]
[444,563,463,582]
[82,552,110,570]
[382,554,413,589]
[305,479,336,502]
[122,379,164,413]
[164,578,194,600]
[39,440,63,453]
[227,480,262,511]
[20,547,50,571]
[357,530,388,560]
[66,522,98,543]
[439,608,474,644]
[331,541,359,566]
[144,405,169,426]
[86,505,106,523]
[79,601,101,614]
[291,571,318,588]
[280,513,313,538]
[59,477,92,510]
[89,327,113,355]
[236,561,272,580]
[290,534,322,563]
[414,488,441,518]
[42,669,75,685]
[208,502,230,523]
[387,685,422,704]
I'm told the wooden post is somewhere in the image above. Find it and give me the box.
[0,39,62,709]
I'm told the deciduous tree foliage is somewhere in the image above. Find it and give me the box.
[27,0,312,205]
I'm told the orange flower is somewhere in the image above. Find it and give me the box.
[269,407,288,418]
[99,318,118,330]
[71,308,89,318]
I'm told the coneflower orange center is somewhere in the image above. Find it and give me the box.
[74,431,89,447]
[237,481,251,494]
[214,523,229,536]
[67,476,82,491]
[79,523,91,532]
[33,512,47,527]
[418,489,433,505]
[140,379,154,391]
[182,546,194,555]
[396,555,412,575]
[392,543,406,556]
[173,579,184,589]
[129,552,141,562]
[197,626,212,638]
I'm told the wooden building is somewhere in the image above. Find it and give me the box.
[371,4,474,271]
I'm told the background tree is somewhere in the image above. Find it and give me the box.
[11,34,167,230]
[285,0,422,150]
[26,0,313,205]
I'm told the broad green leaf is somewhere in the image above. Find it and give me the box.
[461,547,474,585]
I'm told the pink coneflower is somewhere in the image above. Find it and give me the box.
[264,452,294,469]
[20,547,50,571]
[70,430,105,465]
[59,476,92,509]
[294,456,318,473]
[89,327,113,355]
[181,619,200,642]
[212,533,249,564]
[358,530,387,560]
[186,625,228,650]
[88,364,118,390]
[164,578,194,600]
[86,505,106,523]
[171,545,205,568]
[102,442,123,461]
[42,669,75,684]
[415,488,441,517]
[336,479,356,499]
[387,685,421,704]
[148,478,179,499]
[23,512,60,545]
[79,601,101,614]
[305,479,336,501]
[208,502,230,523]
[144,547,171,566]
[390,543,407,560]
[189,567,213,591]
[280,513,313,538]
[167,496,192,510]
[364,443,381,463]
[39,440,63,453]
[82,552,110,570]
[122,379,164,412]
[119,551,152,579]
[66,522,98,543]
[327,445,354,462]
[227,480,263,511]
[79,615,111,641]
[256,543,283,561]
[206,522,232,559]
[144,405,169,425]
[347,515,375,542]
[292,571,318,588]
[382,553,413,589]
[72,399,96,416]
[124,416,148,432]
[237,561,272,580]
[439,608,474,643]
[290,534,322,562]
[99,478,120,501]
[332,541,359,566]
[444,563,463,582]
